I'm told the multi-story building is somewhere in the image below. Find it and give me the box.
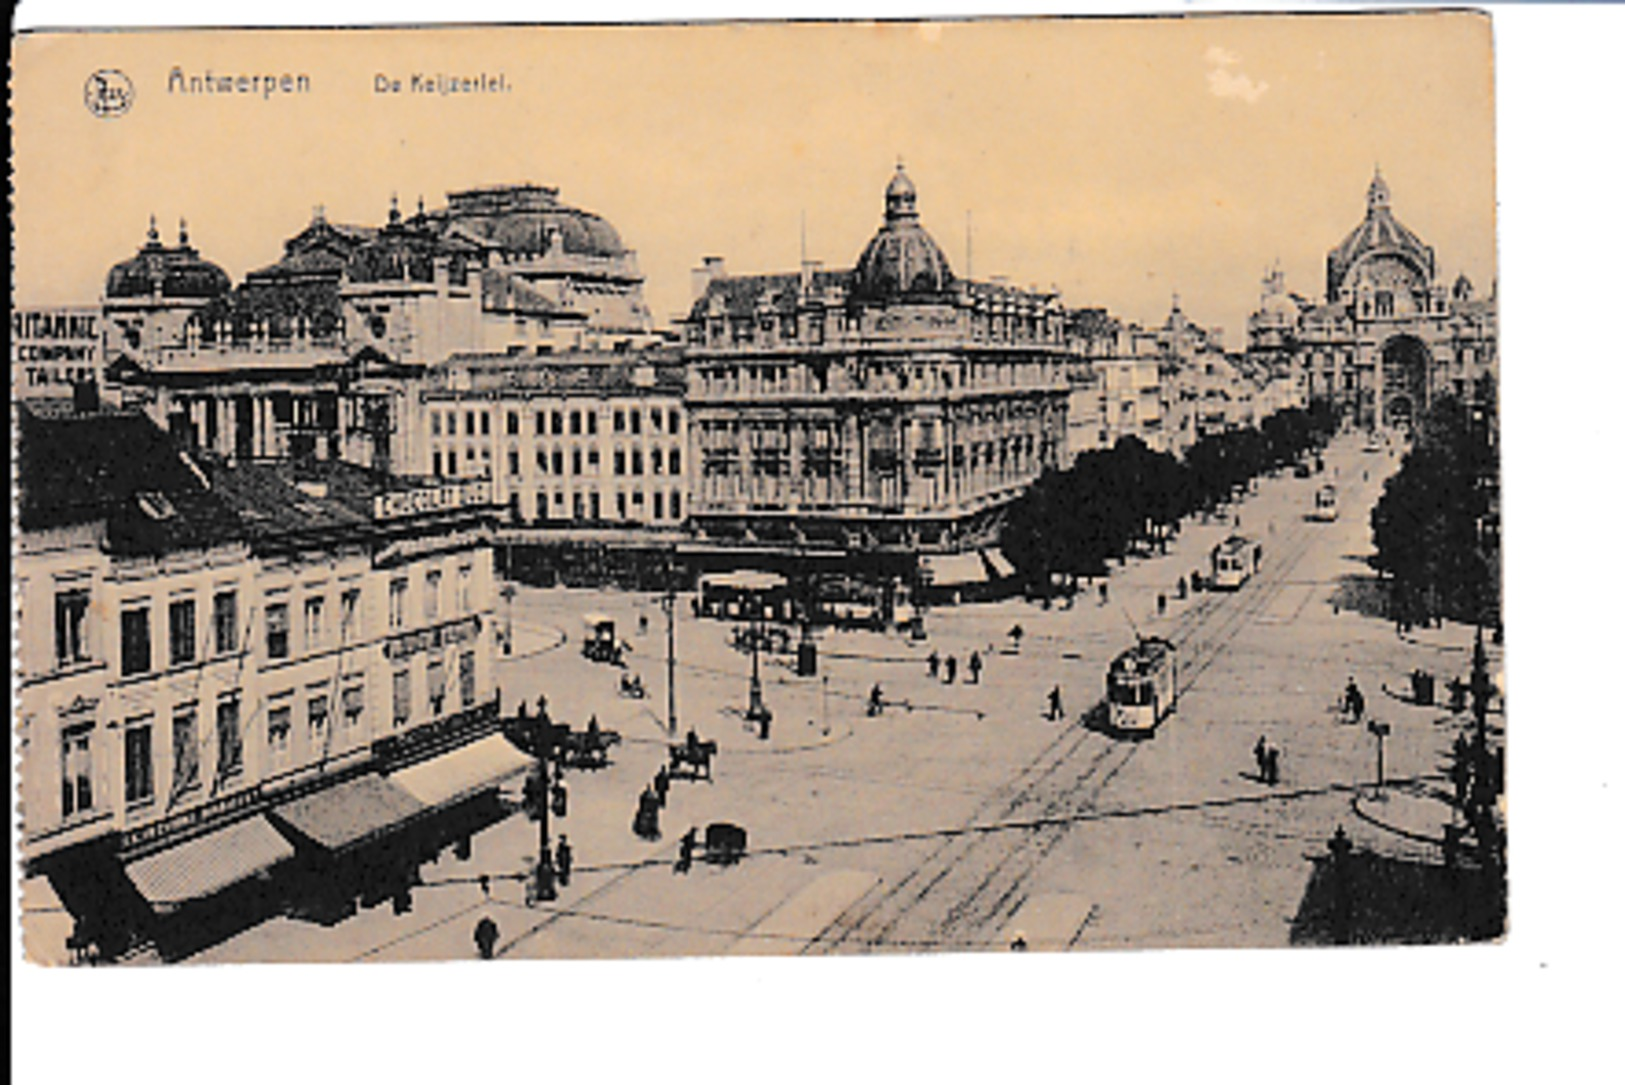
[17,401,510,964]
[1246,169,1497,429]
[409,349,689,528]
[681,165,1070,591]
[103,184,663,472]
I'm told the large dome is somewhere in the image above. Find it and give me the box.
[851,165,955,303]
[1325,169,1435,299]
[105,218,232,300]
[431,184,627,260]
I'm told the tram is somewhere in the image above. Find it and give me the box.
[1106,636,1179,733]
[1309,483,1339,522]
[1209,534,1255,591]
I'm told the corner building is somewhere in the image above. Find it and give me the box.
[682,166,1069,585]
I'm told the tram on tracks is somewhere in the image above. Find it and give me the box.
[1308,483,1339,522]
[1209,534,1255,591]
[1106,636,1179,734]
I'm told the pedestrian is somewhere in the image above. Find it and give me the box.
[474,916,500,960]
[1177,576,1187,600]
[968,651,983,684]
[654,765,670,806]
[1253,544,1263,572]
[1264,747,1281,786]
[675,826,697,875]
[639,612,649,636]
[1343,677,1365,723]
[1099,582,1109,605]
[868,683,885,716]
[555,835,573,887]
[1157,593,1167,617]
[1047,685,1064,721]
[944,655,957,684]
[479,873,491,898]
[927,650,940,679]
[1254,735,1267,778]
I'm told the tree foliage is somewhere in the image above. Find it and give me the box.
[1001,406,1336,588]
[1370,397,1500,626]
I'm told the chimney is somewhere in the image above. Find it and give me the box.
[691,255,727,303]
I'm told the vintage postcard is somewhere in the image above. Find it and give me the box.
[13,12,1501,968]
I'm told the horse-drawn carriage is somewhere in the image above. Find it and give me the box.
[669,733,718,780]
[556,722,622,769]
[581,613,625,665]
[702,822,747,865]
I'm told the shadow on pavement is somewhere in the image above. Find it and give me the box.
[1288,849,1505,946]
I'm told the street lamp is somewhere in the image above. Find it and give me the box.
[1368,718,1392,798]
[500,583,516,657]
[744,602,772,737]
[661,560,679,738]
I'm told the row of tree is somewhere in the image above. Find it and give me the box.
[1001,403,1338,583]
[1370,396,1500,628]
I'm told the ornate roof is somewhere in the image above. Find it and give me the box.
[344,197,476,285]
[422,184,627,260]
[851,164,956,303]
[105,217,232,301]
[1325,169,1435,299]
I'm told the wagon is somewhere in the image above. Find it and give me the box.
[556,725,622,769]
[703,822,747,865]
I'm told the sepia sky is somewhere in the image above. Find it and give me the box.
[12,13,1494,346]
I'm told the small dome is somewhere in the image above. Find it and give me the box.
[851,165,954,302]
[105,217,232,300]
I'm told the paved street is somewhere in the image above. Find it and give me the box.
[193,432,1498,964]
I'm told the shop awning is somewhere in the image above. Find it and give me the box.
[272,774,426,853]
[921,552,988,588]
[982,548,1017,580]
[124,815,295,909]
[389,733,533,810]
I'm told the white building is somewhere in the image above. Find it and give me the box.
[16,401,511,964]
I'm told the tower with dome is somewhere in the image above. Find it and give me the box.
[1245,168,1496,430]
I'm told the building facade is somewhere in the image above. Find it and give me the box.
[681,165,1070,583]
[17,403,509,963]
[103,184,664,475]
[1246,169,1497,429]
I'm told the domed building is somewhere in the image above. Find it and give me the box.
[681,164,1069,602]
[1245,168,1496,430]
[102,217,232,369]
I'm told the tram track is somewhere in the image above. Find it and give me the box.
[805,500,1326,953]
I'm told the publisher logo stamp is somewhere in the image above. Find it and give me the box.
[84,69,134,118]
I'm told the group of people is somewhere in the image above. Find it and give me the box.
[924,648,984,685]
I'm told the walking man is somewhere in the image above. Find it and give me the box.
[944,655,958,684]
[675,826,697,875]
[1047,685,1064,721]
[1264,747,1281,786]
[868,683,885,717]
[968,651,983,685]
[1254,735,1268,779]
[555,835,573,887]
[927,650,940,679]
[654,765,670,806]
[1157,593,1167,617]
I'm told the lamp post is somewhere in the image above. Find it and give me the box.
[500,583,516,657]
[745,603,772,736]
[662,580,678,737]
[1368,718,1391,798]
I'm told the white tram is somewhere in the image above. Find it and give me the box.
[1309,483,1339,522]
[1106,636,1179,733]
[1209,534,1255,591]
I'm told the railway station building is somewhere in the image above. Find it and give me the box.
[1245,169,1497,430]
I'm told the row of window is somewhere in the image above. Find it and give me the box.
[102,589,241,679]
[430,405,682,440]
[65,644,477,821]
[434,444,683,480]
[521,488,683,522]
